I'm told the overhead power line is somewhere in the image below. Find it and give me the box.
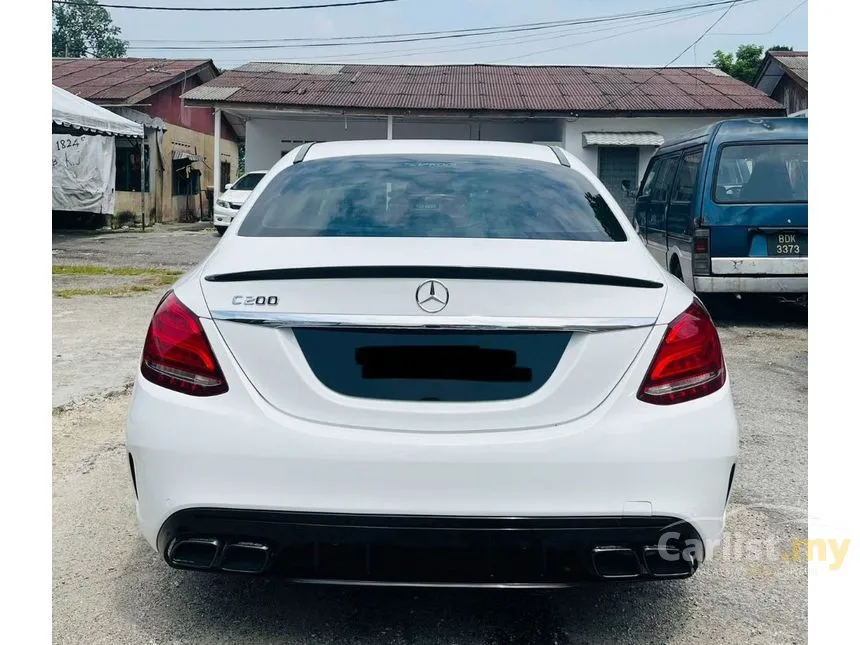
[123,0,755,49]
[489,6,723,64]
[51,0,399,11]
[598,0,741,112]
[357,7,726,64]
[712,0,806,35]
[127,0,748,43]
[209,6,723,66]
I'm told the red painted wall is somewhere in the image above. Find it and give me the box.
[146,76,238,141]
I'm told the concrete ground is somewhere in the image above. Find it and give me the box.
[52,225,220,408]
[52,229,807,645]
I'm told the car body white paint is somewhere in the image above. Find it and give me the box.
[127,139,739,581]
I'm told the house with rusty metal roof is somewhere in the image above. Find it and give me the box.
[182,61,784,216]
[52,57,240,224]
[754,51,808,116]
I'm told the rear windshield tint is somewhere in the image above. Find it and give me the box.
[231,173,265,191]
[715,143,807,203]
[237,154,627,241]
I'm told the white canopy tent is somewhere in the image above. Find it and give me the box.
[52,85,149,225]
[52,85,143,138]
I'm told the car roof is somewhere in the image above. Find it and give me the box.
[659,117,807,154]
[274,139,584,173]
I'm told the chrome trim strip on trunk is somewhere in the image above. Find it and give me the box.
[209,311,656,332]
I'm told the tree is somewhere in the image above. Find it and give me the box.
[711,44,794,86]
[52,0,128,58]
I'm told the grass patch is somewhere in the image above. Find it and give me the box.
[52,264,182,279]
[52,265,182,298]
[53,285,163,299]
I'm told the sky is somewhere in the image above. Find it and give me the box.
[102,0,808,69]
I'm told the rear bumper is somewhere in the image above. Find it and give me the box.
[127,373,738,569]
[697,256,808,293]
[694,275,807,293]
[157,508,703,586]
[710,257,808,276]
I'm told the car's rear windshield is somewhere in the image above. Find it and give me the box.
[237,154,627,241]
[715,143,807,203]
[231,173,265,191]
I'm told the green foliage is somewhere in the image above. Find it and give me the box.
[711,44,794,86]
[52,0,128,58]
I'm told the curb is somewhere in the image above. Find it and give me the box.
[52,380,135,414]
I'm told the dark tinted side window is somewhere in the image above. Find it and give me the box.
[638,157,663,199]
[647,155,679,233]
[668,147,704,235]
[239,154,627,242]
[652,156,679,203]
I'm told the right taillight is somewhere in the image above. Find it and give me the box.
[692,227,710,275]
[637,299,725,405]
[140,291,228,396]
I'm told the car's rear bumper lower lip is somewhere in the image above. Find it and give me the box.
[157,508,703,586]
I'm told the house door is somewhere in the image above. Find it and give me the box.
[598,147,639,220]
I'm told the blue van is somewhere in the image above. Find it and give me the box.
[633,117,807,296]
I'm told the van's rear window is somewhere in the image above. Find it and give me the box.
[715,143,807,204]
[237,154,627,241]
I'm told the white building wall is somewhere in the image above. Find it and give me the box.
[562,116,728,183]
[246,113,764,175]
[245,115,562,170]
[245,117,387,171]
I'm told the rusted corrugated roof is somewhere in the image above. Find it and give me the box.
[52,58,217,104]
[182,62,784,114]
[754,51,808,95]
[771,51,808,83]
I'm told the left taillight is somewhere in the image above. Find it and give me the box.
[140,291,228,396]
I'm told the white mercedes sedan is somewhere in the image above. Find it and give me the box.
[126,140,739,587]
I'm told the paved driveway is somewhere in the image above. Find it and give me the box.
[52,228,808,644]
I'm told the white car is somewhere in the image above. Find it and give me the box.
[127,140,739,587]
[213,170,266,236]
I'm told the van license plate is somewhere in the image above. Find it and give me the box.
[767,232,807,256]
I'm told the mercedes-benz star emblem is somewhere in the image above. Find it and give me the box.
[415,280,449,314]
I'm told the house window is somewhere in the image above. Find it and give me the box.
[116,141,150,192]
[172,159,200,196]
[220,162,231,192]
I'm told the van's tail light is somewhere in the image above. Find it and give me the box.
[637,300,725,405]
[692,228,711,275]
[140,291,228,396]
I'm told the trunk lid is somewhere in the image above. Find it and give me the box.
[200,237,667,433]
